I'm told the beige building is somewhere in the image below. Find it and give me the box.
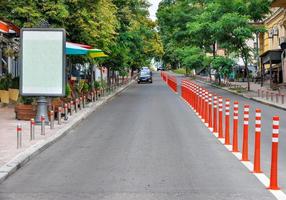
[259,1,286,88]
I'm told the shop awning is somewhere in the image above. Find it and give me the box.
[88,49,108,58]
[66,42,108,57]
[66,42,88,55]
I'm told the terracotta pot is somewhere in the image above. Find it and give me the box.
[15,104,37,120]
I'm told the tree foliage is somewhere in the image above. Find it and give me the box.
[157,0,270,89]
[0,0,163,73]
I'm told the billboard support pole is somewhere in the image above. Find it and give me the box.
[35,96,49,124]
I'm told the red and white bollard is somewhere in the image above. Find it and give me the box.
[201,90,206,121]
[253,109,262,173]
[41,115,45,135]
[58,107,62,125]
[30,118,35,140]
[64,103,68,121]
[208,93,213,131]
[17,124,22,149]
[218,96,223,138]
[224,99,230,145]
[75,99,78,113]
[241,105,250,161]
[213,96,218,134]
[232,101,239,152]
[205,91,209,126]
[268,116,280,190]
[198,88,203,118]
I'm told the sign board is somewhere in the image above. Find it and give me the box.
[20,28,66,96]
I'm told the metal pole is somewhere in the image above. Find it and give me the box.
[70,101,73,115]
[41,115,45,135]
[58,107,62,125]
[50,110,54,129]
[30,118,35,140]
[17,124,22,149]
[35,96,49,124]
[64,103,68,120]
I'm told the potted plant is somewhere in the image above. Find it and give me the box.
[15,96,37,120]
[0,75,12,104]
[9,76,19,102]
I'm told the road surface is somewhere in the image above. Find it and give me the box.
[0,73,275,200]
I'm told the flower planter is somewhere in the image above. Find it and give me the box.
[8,89,19,102]
[0,90,9,104]
[15,104,37,121]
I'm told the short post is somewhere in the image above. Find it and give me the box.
[64,103,68,121]
[271,93,274,102]
[41,115,45,135]
[281,94,284,104]
[91,92,94,102]
[242,105,250,161]
[213,96,218,134]
[70,101,73,115]
[50,111,54,129]
[79,97,82,110]
[258,89,260,97]
[266,91,269,100]
[261,90,264,98]
[68,102,71,116]
[268,116,280,190]
[218,96,223,138]
[232,101,239,152]
[58,107,62,125]
[17,124,22,149]
[83,96,86,108]
[253,109,262,173]
[276,94,279,104]
[208,93,213,131]
[75,99,78,113]
[30,118,35,140]
[224,99,230,145]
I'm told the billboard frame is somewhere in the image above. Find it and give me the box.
[20,28,66,97]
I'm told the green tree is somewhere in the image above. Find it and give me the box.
[211,56,235,85]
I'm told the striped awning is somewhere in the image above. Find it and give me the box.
[66,42,108,58]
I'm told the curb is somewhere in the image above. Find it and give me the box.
[195,79,286,111]
[0,81,134,184]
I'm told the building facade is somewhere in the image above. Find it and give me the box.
[259,1,286,88]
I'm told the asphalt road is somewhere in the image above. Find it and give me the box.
[0,73,275,200]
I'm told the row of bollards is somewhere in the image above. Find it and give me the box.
[180,78,282,191]
[15,81,132,149]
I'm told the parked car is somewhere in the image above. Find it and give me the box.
[138,70,152,84]
[157,66,165,71]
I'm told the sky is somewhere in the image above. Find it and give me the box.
[148,0,161,21]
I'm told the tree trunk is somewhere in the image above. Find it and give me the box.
[245,62,250,91]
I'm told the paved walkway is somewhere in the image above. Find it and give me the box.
[195,75,286,110]
[0,83,132,169]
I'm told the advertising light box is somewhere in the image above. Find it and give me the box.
[20,28,66,96]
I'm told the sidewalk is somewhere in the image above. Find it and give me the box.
[0,80,134,183]
[194,75,286,111]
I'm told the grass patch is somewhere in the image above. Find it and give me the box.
[172,68,186,75]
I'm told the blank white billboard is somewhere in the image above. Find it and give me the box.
[20,28,66,96]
